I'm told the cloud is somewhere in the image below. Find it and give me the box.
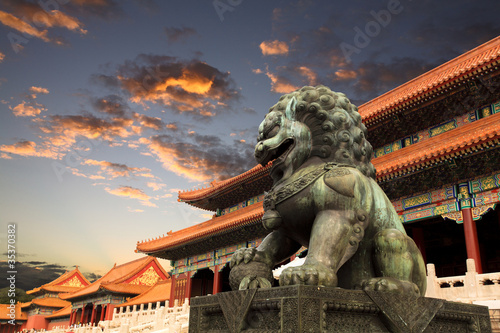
[259,40,289,56]
[334,69,357,80]
[351,57,438,100]
[92,95,130,117]
[144,134,255,182]
[40,114,135,144]
[166,123,178,131]
[84,159,152,179]
[0,261,68,291]
[0,10,50,42]
[0,140,59,159]
[31,10,87,34]
[146,181,165,191]
[67,0,124,19]
[105,185,157,207]
[128,207,144,213]
[30,86,49,94]
[297,66,317,85]
[253,66,299,94]
[10,101,46,117]
[112,54,240,117]
[0,52,5,62]
[133,113,165,131]
[0,0,88,47]
[164,26,197,43]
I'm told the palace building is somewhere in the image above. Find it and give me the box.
[7,257,171,332]
[136,36,500,305]
[61,256,170,327]
[22,267,90,330]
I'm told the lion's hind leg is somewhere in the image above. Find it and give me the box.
[361,228,426,296]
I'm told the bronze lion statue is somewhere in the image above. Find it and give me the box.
[229,85,426,296]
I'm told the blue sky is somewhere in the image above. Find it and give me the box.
[0,0,498,288]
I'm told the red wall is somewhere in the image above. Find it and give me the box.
[47,319,70,330]
[25,315,48,330]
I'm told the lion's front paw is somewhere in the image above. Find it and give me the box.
[279,263,337,287]
[359,277,420,296]
[229,248,274,291]
[230,248,272,268]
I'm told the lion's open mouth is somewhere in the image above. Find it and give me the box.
[256,138,294,167]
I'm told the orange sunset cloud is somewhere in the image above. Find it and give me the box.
[259,40,289,56]
[105,186,157,207]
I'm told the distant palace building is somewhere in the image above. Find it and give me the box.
[22,267,90,330]
[5,257,171,332]
[136,36,500,305]
[61,257,169,327]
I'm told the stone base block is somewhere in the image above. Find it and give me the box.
[188,285,492,332]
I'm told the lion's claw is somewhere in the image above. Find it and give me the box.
[239,276,272,290]
[229,248,274,291]
[230,248,272,269]
[279,263,337,287]
[359,277,420,296]
[243,248,257,264]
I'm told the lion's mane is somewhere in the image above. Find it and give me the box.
[268,85,376,179]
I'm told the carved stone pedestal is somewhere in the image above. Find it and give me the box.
[188,285,492,332]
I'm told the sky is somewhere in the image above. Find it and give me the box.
[0,0,498,290]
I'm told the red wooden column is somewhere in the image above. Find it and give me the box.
[90,304,96,325]
[105,305,115,321]
[80,306,85,324]
[411,227,427,264]
[100,305,106,321]
[70,310,76,325]
[212,265,222,295]
[185,271,193,301]
[169,274,176,307]
[462,207,483,273]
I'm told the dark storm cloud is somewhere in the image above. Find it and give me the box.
[260,0,500,104]
[0,261,66,290]
[84,272,102,282]
[145,133,255,182]
[66,0,124,20]
[164,26,198,43]
[92,95,130,117]
[349,57,440,103]
[408,19,500,61]
[132,112,165,131]
[114,54,241,118]
[41,114,134,142]
[0,261,102,290]
[90,74,122,90]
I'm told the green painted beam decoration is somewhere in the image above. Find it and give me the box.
[393,175,500,224]
[442,204,497,223]
[218,194,265,216]
[373,100,500,158]
[469,172,500,193]
[474,188,500,206]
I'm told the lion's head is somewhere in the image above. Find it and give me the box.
[255,85,376,184]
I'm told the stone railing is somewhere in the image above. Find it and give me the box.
[100,299,190,333]
[36,300,189,333]
[426,259,500,332]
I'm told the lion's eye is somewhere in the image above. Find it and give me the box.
[266,125,280,138]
